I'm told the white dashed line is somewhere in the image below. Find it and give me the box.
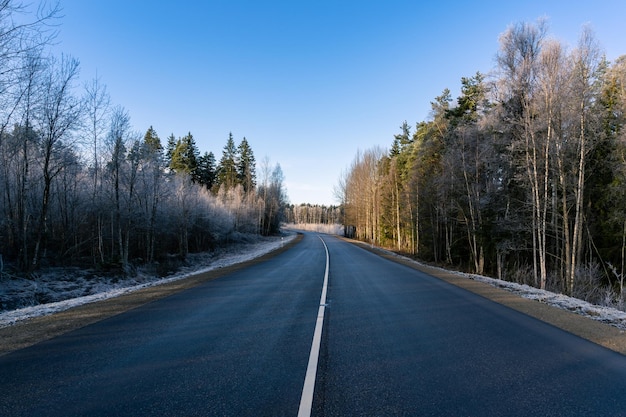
[297,235,330,417]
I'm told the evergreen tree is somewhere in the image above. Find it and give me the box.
[144,126,162,154]
[197,151,217,190]
[216,132,238,190]
[169,132,199,178]
[141,127,165,263]
[165,133,177,168]
[446,72,488,124]
[390,121,412,157]
[237,137,256,193]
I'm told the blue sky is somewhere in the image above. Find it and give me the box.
[49,1,626,205]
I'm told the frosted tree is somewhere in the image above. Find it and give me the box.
[31,55,82,269]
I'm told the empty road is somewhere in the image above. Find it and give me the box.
[2,232,626,416]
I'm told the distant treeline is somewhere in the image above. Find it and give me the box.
[338,20,626,307]
[284,204,342,225]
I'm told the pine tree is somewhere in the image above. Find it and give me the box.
[390,121,412,157]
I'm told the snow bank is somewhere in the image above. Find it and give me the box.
[466,273,626,330]
[5,233,626,333]
[0,233,296,328]
[358,242,626,331]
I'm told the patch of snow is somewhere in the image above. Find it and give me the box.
[466,273,626,330]
[357,241,626,331]
[0,233,296,328]
[5,233,626,334]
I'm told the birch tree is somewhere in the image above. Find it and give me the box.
[105,106,132,270]
[496,19,548,287]
[83,75,110,263]
[566,27,602,295]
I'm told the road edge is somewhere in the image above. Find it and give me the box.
[0,233,304,357]
[341,237,626,356]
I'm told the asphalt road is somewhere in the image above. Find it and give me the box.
[2,233,626,416]
[313,236,626,416]
[0,234,326,416]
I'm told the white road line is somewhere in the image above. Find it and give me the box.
[297,235,330,417]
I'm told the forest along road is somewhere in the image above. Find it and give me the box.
[1,233,626,416]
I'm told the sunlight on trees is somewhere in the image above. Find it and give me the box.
[339,20,626,308]
[0,1,288,277]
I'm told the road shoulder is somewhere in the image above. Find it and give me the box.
[0,234,303,357]
[345,238,626,356]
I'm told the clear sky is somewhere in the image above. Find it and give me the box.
[47,0,626,205]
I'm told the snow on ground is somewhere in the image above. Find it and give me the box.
[3,231,626,333]
[357,243,626,331]
[0,233,296,328]
[466,273,626,330]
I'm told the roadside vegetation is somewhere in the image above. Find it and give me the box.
[338,20,626,310]
[0,1,288,283]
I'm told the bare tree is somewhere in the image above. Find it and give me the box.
[496,19,548,287]
[0,2,61,271]
[0,49,44,269]
[258,162,287,235]
[566,26,602,295]
[0,0,60,146]
[343,148,385,244]
[83,75,110,196]
[82,75,110,263]
[104,106,132,270]
[31,54,82,269]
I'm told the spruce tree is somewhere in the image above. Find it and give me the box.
[216,132,238,190]
[144,126,162,154]
[237,137,256,193]
[165,133,177,167]
[183,132,200,182]
[169,132,199,178]
[197,151,217,190]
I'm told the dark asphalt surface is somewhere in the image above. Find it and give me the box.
[314,236,626,416]
[2,233,626,416]
[0,234,326,416]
